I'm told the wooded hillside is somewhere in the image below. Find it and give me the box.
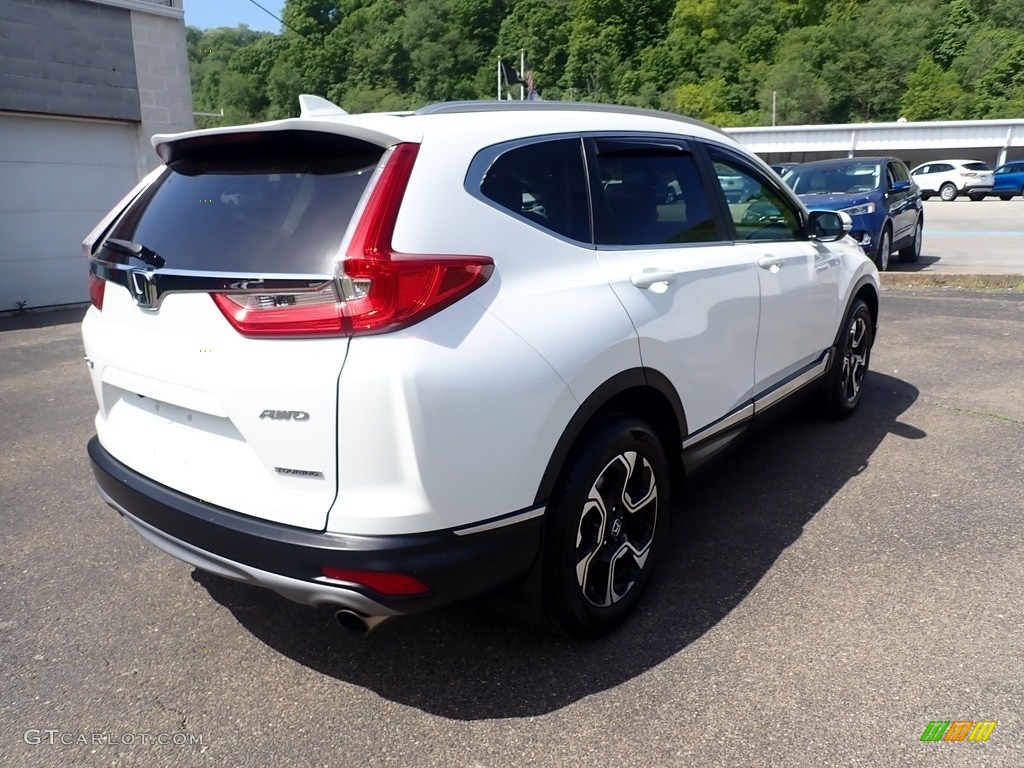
[188,0,1024,128]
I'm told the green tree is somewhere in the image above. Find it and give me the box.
[900,57,970,120]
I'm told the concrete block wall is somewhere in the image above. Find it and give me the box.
[0,0,194,309]
[0,0,141,120]
[130,9,194,174]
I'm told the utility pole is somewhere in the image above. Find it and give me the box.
[520,49,525,101]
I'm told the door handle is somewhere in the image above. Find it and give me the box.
[757,255,783,272]
[630,268,677,289]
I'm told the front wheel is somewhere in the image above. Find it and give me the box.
[543,416,668,639]
[999,194,1013,201]
[822,299,874,419]
[898,219,922,263]
[874,227,891,271]
[939,183,958,202]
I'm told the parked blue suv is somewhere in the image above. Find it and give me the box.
[783,157,923,271]
[991,161,1024,200]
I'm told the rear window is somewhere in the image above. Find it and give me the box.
[964,162,990,171]
[107,131,385,274]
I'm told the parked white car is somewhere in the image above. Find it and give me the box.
[83,97,879,639]
[909,159,993,201]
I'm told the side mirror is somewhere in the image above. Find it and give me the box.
[891,180,911,192]
[808,210,852,242]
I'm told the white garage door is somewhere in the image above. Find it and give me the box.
[0,114,139,310]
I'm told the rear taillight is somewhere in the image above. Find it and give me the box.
[88,273,105,310]
[212,142,493,338]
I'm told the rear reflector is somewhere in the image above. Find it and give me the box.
[320,566,430,596]
[211,142,493,338]
[88,273,105,310]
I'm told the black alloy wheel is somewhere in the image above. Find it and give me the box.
[822,298,874,419]
[543,416,668,639]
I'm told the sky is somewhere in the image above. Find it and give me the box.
[182,0,286,32]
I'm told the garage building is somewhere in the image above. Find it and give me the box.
[0,0,192,311]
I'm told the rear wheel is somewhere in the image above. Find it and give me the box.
[822,299,874,419]
[969,192,986,202]
[999,194,1013,201]
[543,416,668,639]
[898,219,922,263]
[939,183,957,202]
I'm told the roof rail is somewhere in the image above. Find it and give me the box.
[413,100,724,135]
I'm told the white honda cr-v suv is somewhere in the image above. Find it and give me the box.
[83,97,878,639]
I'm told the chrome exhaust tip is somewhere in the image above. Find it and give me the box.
[335,609,390,635]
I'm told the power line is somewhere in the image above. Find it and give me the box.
[244,0,308,38]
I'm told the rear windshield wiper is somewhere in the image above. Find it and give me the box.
[103,239,166,269]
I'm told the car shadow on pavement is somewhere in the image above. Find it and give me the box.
[887,254,941,272]
[195,371,920,721]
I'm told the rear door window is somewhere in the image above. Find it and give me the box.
[478,138,591,243]
[107,130,384,274]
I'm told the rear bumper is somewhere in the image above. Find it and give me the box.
[88,436,544,616]
[961,180,992,192]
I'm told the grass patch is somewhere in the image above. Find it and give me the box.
[881,273,1024,292]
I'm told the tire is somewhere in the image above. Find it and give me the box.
[898,219,922,263]
[920,192,931,201]
[822,299,873,419]
[874,226,891,271]
[939,183,957,202]
[823,301,872,421]
[999,194,1013,201]
[542,416,668,639]
[969,193,986,202]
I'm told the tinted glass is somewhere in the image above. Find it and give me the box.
[110,131,383,274]
[591,144,718,246]
[711,150,802,241]
[480,138,590,242]
[890,160,910,182]
[964,161,989,171]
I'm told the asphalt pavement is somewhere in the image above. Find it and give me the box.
[1,285,1022,767]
